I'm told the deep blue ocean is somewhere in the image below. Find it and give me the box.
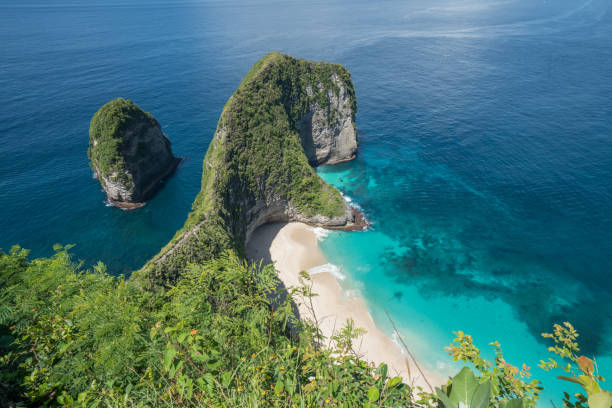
[1,0,611,404]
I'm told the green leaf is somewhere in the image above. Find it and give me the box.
[163,347,177,371]
[558,375,602,396]
[77,392,88,403]
[275,378,285,393]
[185,377,194,399]
[286,377,296,395]
[436,387,458,408]
[588,391,612,408]
[191,350,209,362]
[207,360,222,371]
[470,381,491,408]
[377,363,388,381]
[500,399,524,408]
[387,376,402,389]
[367,386,380,402]
[169,360,183,379]
[449,367,478,407]
[221,371,232,388]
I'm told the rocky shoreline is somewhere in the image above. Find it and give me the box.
[327,206,369,231]
[107,156,181,210]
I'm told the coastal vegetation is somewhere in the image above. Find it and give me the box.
[1,53,609,407]
[1,246,610,407]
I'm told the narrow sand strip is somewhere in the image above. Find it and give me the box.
[246,222,441,390]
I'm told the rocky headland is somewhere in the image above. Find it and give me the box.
[136,52,366,286]
[88,98,180,209]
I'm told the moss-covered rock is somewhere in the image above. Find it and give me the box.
[134,53,362,286]
[88,98,180,209]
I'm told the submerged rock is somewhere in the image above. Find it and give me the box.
[88,98,180,209]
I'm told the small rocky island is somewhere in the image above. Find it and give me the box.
[137,52,365,285]
[88,98,180,209]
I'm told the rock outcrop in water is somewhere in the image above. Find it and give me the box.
[135,52,364,286]
[88,98,180,209]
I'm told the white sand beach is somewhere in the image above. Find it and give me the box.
[246,222,442,390]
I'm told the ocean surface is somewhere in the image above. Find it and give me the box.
[1,0,611,404]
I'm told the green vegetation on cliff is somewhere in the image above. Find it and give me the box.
[88,98,157,190]
[138,53,356,286]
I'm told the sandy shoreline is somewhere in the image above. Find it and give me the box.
[246,222,442,390]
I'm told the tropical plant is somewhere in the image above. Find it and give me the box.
[445,331,542,406]
[1,245,609,407]
[540,322,612,408]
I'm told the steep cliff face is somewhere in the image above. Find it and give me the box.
[136,53,362,286]
[298,74,358,166]
[88,98,180,208]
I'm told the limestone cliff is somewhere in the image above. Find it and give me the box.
[88,98,180,209]
[135,53,363,286]
[298,74,358,165]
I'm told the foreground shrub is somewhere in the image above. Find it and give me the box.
[1,246,609,407]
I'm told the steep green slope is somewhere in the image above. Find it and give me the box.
[136,53,360,286]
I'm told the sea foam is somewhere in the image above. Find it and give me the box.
[306,263,346,281]
[341,192,363,211]
[391,332,407,355]
[306,226,332,241]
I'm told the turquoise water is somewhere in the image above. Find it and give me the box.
[1,0,611,404]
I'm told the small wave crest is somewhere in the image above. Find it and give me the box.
[390,332,409,356]
[344,289,362,299]
[341,192,364,213]
[306,226,332,241]
[306,263,346,281]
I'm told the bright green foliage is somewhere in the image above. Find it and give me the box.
[88,98,157,190]
[1,245,610,407]
[540,322,612,408]
[436,367,491,408]
[435,367,527,408]
[0,246,418,407]
[445,331,542,406]
[138,53,354,286]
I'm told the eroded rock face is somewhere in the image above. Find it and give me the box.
[299,74,358,166]
[88,98,180,209]
[244,195,359,245]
